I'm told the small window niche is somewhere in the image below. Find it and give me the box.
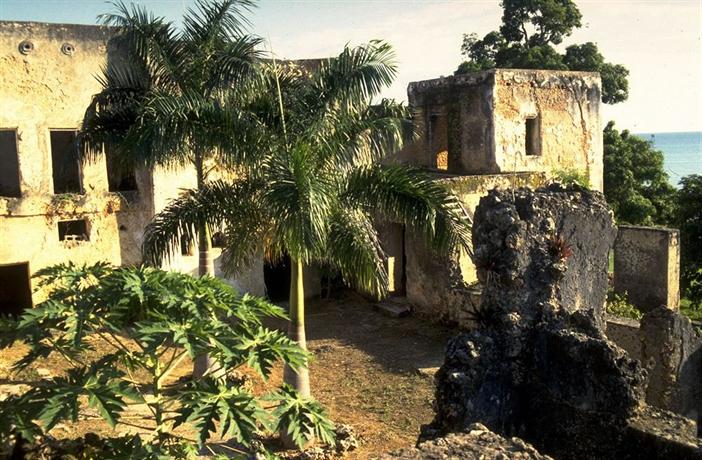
[429,112,449,171]
[105,147,138,194]
[50,130,83,194]
[0,262,33,317]
[0,129,21,198]
[58,219,89,243]
[525,115,542,156]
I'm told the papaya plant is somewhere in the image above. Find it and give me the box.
[0,262,335,458]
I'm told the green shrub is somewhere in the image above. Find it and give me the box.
[0,262,334,458]
[553,168,591,188]
[606,289,642,320]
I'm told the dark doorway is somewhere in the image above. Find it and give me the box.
[0,129,21,197]
[264,256,291,302]
[50,130,83,194]
[0,263,32,317]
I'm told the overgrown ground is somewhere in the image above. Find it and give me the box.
[0,293,453,458]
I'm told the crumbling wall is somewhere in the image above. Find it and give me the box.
[380,423,552,460]
[0,22,154,306]
[493,69,603,191]
[640,307,702,422]
[614,225,681,312]
[406,72,495,174]
[401,70,602,191]
[606,315,643,361]
[425,185,701,460]
[405,172,546,327]
[0,21,266,300]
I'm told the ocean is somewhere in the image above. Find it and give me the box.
[634,131,702,187]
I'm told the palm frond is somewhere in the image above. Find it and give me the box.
[182,0,255,46]
[80,63,150,163]
[205,35,265,92]
[264,144,335,263]
[142,179,263,266]
[100,1,185,91]
[325,208,388,297]
[311,99,410,169]
[312,40,397,111]
[342,165,472,256]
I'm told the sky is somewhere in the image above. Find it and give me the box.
[1,0,700,133]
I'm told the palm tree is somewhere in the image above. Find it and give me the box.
[80,0,264,375]
[141,41,472,397]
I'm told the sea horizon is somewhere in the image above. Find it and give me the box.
[634,131,701,187]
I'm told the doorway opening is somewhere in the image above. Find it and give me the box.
[0,262,32,317]
[264,255,291,302]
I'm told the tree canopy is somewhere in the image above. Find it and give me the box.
[602,122,676,226]
[456,0,629,104]
[676,175,702,308]
[140,42,472,397]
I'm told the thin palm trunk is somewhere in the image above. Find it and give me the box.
[283,258,310,397]
[193,156,216,377]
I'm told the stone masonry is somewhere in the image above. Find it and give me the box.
[425,185,701,459]
[614,225,681,312]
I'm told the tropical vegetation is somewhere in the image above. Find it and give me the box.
[0,263,334,458]
[140,42,473,396]
[80,0,266,375]
[676,175,702,310]
[603,122,677,226]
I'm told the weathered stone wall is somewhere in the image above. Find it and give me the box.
[426,185,701,460]
[614,225,681,312]
[640,307,702,422]
[492,69,603,191]
[405,172,546,327]
[403,69,602,191]
[406,72,495,174]
[0,22,154,305]
[605,315,642,361]
[0,21,267,301]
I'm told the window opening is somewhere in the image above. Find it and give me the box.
[50,130,83,194]
[58,219,89,242]
[525,116,541,156]
[105,147,137,193]
[0,129,21,197]
[429,113,449,170]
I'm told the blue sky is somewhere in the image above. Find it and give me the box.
[1,0,700,133]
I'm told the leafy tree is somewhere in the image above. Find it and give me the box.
[80,0,265,375]
[603,122,676,225]
[0,263,334,458]
[676,175,702,308]
[140,43,473,397]
[456,0,628,104]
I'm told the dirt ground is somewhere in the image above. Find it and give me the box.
[0,293,455,458]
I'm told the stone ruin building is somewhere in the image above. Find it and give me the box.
[2,20,700,456]
[0,20,604,315]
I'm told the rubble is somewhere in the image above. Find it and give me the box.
[379,423,551,459]
[422,185,702,459]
